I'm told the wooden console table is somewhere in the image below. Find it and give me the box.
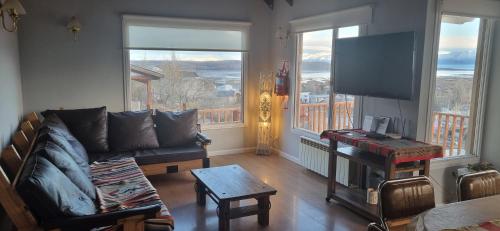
[321,129,443,221]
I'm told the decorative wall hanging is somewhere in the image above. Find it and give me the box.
[257,72,274,155]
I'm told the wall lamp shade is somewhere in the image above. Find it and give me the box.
[0,0,26,32]
[67,16,81,41]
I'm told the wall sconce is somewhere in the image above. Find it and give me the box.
[0,0,26,32]
[257,72,274,155]
[67,16,81,41]
[275,26,290,48]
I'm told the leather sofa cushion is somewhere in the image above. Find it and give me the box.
[36,141,96,200]
[155,109,198,147]
[108,111,159,152]
[89,143,206,165]
[16,154,96,220]
[42,107,109,153]
[39,114,90,173]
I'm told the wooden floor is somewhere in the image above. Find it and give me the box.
[148,153,369,231]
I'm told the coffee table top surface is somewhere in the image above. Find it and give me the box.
[191,164,277,201]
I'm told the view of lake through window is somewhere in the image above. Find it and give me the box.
[295,26,359,133]
[129,50,243,126]
[431,15,481,156]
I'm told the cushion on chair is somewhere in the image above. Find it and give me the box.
[16,154,97,220]
[108,110,159,152]
[155,109,198,147]
[36,141,96,200]
[89,143,206,165]
[458,170,500,201]
[378,176,435,221]
[42,107,109,153]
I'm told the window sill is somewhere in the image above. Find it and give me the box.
[201,123,246,131]
[430,155,480,170]
[291,128,322,140]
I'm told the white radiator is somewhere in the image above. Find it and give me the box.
[299,137,349,186]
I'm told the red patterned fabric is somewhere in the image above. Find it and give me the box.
[320,129,443,164]
[90,158,174,228]
[450,219,500,231]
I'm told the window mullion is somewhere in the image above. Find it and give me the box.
[329,29,338,130]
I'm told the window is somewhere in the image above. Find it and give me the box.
[123,16,250,128]
[294,26,360,134]
[428,14,489,157]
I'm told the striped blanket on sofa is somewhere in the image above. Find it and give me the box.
[90,158,174,229]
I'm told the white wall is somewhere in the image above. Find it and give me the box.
[0,26,23,231]
[18,0,273,153]
[0,27,23,151]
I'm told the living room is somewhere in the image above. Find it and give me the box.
[1,0,500,230]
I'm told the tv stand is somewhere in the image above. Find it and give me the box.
[321,129,443,221]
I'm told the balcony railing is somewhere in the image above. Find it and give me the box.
[198,107,241,126]
[431,112,469,157]
[298,101,354,133]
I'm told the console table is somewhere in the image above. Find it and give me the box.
[321,129,443,221]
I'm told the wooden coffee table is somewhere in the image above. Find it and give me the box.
[191,164,277,231]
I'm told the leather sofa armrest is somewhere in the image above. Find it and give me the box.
[196,132,212,145]
[42,204,162,230]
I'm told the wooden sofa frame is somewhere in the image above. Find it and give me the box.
[0,113,169,231]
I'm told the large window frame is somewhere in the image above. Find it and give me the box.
[291,26,366,136]
[122,15,251,130]
[288,5,373,137]
[419,2,496,160]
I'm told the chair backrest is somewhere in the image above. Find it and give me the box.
[378,176,435,230]
[367,222,386,231]
[457,170,500,201]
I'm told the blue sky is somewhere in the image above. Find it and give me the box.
[439,16,480,50]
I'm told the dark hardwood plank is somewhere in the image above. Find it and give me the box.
[148,153,369,231]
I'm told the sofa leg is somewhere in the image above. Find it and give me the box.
[203,158,210,168]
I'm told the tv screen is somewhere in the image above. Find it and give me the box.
[334,31,416,100]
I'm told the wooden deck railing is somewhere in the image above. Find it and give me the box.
[431,112,469,157]
[298,101,354,133]
[198,107,241,125]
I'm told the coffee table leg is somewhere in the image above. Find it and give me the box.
[257,196,270,226]
[218,200,230,231]
[195,180,206,206]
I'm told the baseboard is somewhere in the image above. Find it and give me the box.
[272,148,301,165]
[208,147,256,156]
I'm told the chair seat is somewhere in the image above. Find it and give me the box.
[89,143,206,165]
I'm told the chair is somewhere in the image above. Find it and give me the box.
[367,222,386,231]
[378,176,435,230]
[457,170,500,201]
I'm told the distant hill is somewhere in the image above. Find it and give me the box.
[131,60,242,71]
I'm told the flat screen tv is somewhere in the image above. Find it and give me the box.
[334,31,416,100]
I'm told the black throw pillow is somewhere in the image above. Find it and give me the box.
[155,109,198,147]
[42,107,109,153]
[108,110,159,152]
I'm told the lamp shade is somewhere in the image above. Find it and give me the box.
[67,16,81,31]
[0,0,26,15]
